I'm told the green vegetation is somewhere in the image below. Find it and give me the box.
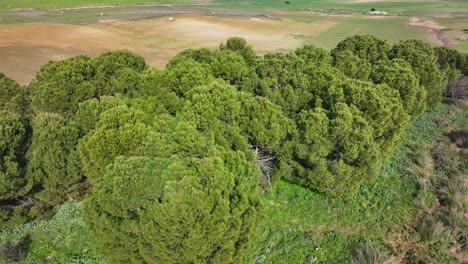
[0,202,102,263]
[0,35,467,263]
[213,0,468,15]
[0,0,202,10]
[2,0,467,16]
[84,151,261,263]
[2,99,465,264]
[252,101,467,263]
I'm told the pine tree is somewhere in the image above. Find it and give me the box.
[83,150,262,263]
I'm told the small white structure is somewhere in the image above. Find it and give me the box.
[168,17,174,22]
[368,10,388,15]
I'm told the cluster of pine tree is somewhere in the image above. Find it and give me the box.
[0,36,466,263]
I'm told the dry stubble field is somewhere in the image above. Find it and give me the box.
[0,1,466,85]
[0,14,339,84]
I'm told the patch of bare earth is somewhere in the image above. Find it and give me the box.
[448,249,468,263]
[408,17,453,47]
[0,14,337,84]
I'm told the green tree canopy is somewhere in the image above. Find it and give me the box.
[434,46,464,86]
[30,55,95,116]
[181,81,289,151]
[83,149,262,263]
[389,39,445,106]
[26,113,84,205]
[0,111,29,200]
[30,51,147,116]
[164,58,214,96]
[211,50,248,85]
[370,59,427,117]
[253,53,313,116]
[139,68,183,113]
[295,44,331,65]
[77,95,209,180]
[76,90,267,263]
[78,104,151,182]
[92,50,147,96]
[331,50,372,81]
[280,104,380,196]
[0,73,29,114]
[219,37,257,65]
[332,35,390,64]
[330,79,409,156]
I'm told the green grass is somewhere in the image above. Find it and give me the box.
[300,16,427,49]
[1,102,466,263]
[0,202,102,264]
[0,0,204,10]
[213,0,468,15]
[1,0,466,15]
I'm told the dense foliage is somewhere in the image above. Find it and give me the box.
[84,151,261,263]
[0,35,466,263]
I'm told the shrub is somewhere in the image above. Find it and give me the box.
[350,244,394,264]
[0,235,31,263]
[406,141,433,182]
[415,214,452,249]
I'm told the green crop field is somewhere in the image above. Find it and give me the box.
[214,0,468,14]
[1,0,467,15]
[0,0,202,10]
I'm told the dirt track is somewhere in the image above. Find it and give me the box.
[408,17,452,47]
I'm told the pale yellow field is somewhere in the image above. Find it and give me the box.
[0,14,338,84]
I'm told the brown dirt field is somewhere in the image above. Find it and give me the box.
[0,14,337,85]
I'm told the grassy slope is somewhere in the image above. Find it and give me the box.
[1,102,466,263]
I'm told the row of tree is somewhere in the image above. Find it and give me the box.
[1,36,466,263]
